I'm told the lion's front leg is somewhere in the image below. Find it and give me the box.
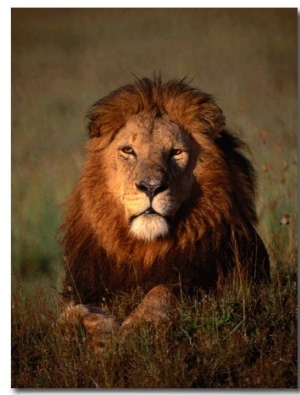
[119,285,178,342]
[59,303,119,353]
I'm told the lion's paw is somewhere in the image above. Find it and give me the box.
[119,285,178,344]
[60,304,119,353]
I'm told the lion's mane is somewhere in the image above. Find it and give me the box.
[60,77,269,305]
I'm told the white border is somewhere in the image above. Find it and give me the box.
[6,1,300,7]
[0,2,11,393]
[4,3,298,393]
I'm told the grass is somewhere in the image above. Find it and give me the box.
[11,9,297,388]
[12,257,297,388]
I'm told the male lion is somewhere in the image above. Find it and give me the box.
[59,77,269,348]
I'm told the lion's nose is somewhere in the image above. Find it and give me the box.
[135,180,168,200]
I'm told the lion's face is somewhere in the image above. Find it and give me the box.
[103,115,199,241]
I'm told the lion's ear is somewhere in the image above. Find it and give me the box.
[87,100,125,139]
[199,102,226,139]
[88,119,101,138]
[86,101,104,138]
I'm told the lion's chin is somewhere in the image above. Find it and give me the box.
[130,214,169,241]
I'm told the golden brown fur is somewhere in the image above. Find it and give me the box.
[59,77,269,341]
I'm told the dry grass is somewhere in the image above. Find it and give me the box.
[11,9,297,388]
[12,259,297,388]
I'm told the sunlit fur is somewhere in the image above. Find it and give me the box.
[59,76,270,306]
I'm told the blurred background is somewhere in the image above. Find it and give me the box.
[11,8,297,295]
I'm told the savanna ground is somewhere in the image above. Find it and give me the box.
[11,9,297,388]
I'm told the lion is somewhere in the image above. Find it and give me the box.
[59,76,270,349]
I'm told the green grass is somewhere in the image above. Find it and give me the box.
[11,9,297,388]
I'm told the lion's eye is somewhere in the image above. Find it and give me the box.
[171,149,183,157]
[121,146,135,155]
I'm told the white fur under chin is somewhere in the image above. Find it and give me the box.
[130,215,169,241]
